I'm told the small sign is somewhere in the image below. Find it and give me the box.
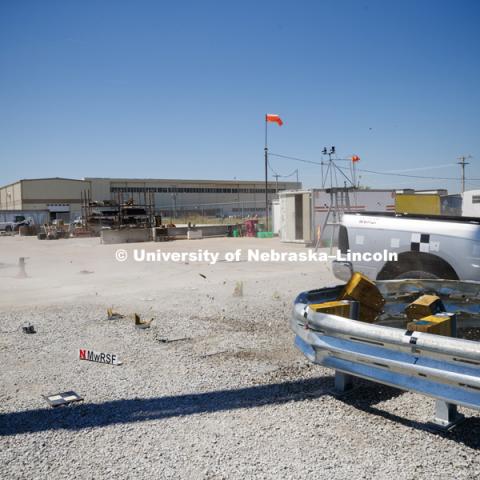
[79,348,122,365]
[45,391,83,407]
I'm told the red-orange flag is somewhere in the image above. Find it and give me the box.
[266,114,283,126]
[352,155,360,162]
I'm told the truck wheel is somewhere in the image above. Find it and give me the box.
[5,225,12,232]
[395,270,439,280]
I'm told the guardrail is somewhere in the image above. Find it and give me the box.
[291,282,480,430]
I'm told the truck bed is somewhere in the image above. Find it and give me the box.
[348,211,480,224]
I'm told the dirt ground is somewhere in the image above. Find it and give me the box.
[0,236,336,309]
[1,236,480,479]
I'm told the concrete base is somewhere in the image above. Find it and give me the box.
[187,230,203,240]
[101,228,151,244]
[166,224,237,238]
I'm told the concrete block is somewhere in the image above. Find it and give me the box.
[187,230,203,240]
[101,228,151,244]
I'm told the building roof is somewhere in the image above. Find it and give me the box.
[1,176,300,191]
[0,177,89,190]
[84,177,299,186]
[279,188,396,194]
[20,177,89,183]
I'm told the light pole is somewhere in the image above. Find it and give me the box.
[170,190,177,220]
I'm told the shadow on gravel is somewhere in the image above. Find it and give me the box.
[2,376,479,448]
[338,380,480,450]
[0,376,333,437]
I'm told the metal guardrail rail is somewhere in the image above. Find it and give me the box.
[291,280,480,430]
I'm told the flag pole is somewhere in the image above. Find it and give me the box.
[264,115,269,231]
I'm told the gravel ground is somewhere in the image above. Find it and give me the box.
[1,237,480,479]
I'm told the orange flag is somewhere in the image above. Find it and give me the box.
[266,114,283,126]
[352,155,360,162]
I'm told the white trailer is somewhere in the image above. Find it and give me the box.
[462,190,480,217]
[277,188,395,245]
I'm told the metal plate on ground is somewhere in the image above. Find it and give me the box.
[44,391,83,407]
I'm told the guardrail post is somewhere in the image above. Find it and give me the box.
[432,400,465,430]
[334,371,354,393]
[332,300,360,395]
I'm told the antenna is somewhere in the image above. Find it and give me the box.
[320,146,355,189]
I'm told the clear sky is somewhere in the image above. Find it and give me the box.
[1,0,479,193]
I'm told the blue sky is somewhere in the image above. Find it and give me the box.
[1,0,479,192]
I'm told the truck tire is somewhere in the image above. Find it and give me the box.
[395,270,439,280]
[377,252,459,281]
[5,225,12,232]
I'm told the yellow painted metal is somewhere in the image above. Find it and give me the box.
[407,314,452,336]
[395,194,441,215]
[309,300,352,318]
[339,272,385,323]
[405,294,445,321]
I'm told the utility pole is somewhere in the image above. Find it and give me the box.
[458,155,472,193]
[273,174,280,193]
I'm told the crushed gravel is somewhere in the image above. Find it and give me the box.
[1,236,480,479]
[2,295,480,480]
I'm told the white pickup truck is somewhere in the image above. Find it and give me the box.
[0,215,31,232]
[333,212,480,281]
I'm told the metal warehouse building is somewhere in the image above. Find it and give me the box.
[87,177,300,217]
[0,177,90,222]
[0,177,300,221]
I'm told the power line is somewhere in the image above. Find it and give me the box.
[268,152,479,181]
[267,159,298,179]
[341,166,461,181]
[386,163,457,173]
[269,152,323,166]
[279,169,299,179]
